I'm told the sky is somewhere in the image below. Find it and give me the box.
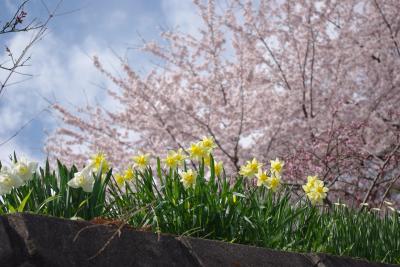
[0,0,199,163]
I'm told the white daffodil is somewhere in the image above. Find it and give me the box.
[11,157,38,183]
[67,165,95,193]
[0,167,23,195]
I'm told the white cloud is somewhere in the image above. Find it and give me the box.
[28,35,119,107]
[0,29,122,162]
[0,106,24,136]
[161,0,200,36]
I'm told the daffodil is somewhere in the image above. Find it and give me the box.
[266,174,281,192]
[123,166,135,181]
[384,201,393,206]
[174,148,187,165]
[256,169,281,191]
[270,158,284,175]
[201,136,216,152]
[239,158,262,178]
[164,149,187,169]
[0,167,23,195]
[11,157,38,183]
[204,154,211,166]
[387,206,396,212]
[302,175,318,194]
[305,179,329,205]
[180,169,197,189]
[90,152,109,173]
[0,176,14,195]
[114,173,125,187]
[114,166,135,187]
[188,142,208,160]
[67,165,94,192]
[133,152,150,170]
[256,169,269,186]
[164,150,178,168]
[214,161,224,176]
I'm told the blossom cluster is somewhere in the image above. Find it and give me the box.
[0,157,38,195]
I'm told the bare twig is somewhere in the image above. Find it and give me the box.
[0,105,52,147]
[378,173,400,209]
[361,143,400,206]
[0,0,63,97]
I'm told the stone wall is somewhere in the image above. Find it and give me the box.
[0,213,396,266]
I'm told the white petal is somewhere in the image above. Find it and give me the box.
[10,174,24,187]
[0,185,12,195]
[81,182,93,193]
[67,178,80,188]
[28,162,38,173]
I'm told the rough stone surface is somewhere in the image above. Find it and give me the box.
[0,213,397,267]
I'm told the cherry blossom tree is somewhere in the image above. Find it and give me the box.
[47,0,400,206]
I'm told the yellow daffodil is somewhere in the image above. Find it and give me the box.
[164,150,179,168]
[305,178,329,205]
[164,149,187,169]
[123,167,135,181]
[115,173,125,187]
[267,175,281,192]
[214,161,224,176]
[114,167,135,187]
[90,152,109,173]
[201,136,216,152]
[270,158,284,174]
[188,142,207,160]
[256,169,269,187]
[239,158,262,178]
[133,152,150,170]
[174,148,187,165]
[302,175,318,194]
[204,154,211,166]
[180,169,197,189]
[256,169,281,192]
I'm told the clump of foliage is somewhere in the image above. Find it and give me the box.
[107,157,400,264]
[0,154,110,219]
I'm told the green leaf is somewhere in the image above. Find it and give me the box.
[35,195,60,213]
[17,190,32,212]
[7,203,16,213]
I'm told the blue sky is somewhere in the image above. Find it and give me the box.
[0,0,199,162]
